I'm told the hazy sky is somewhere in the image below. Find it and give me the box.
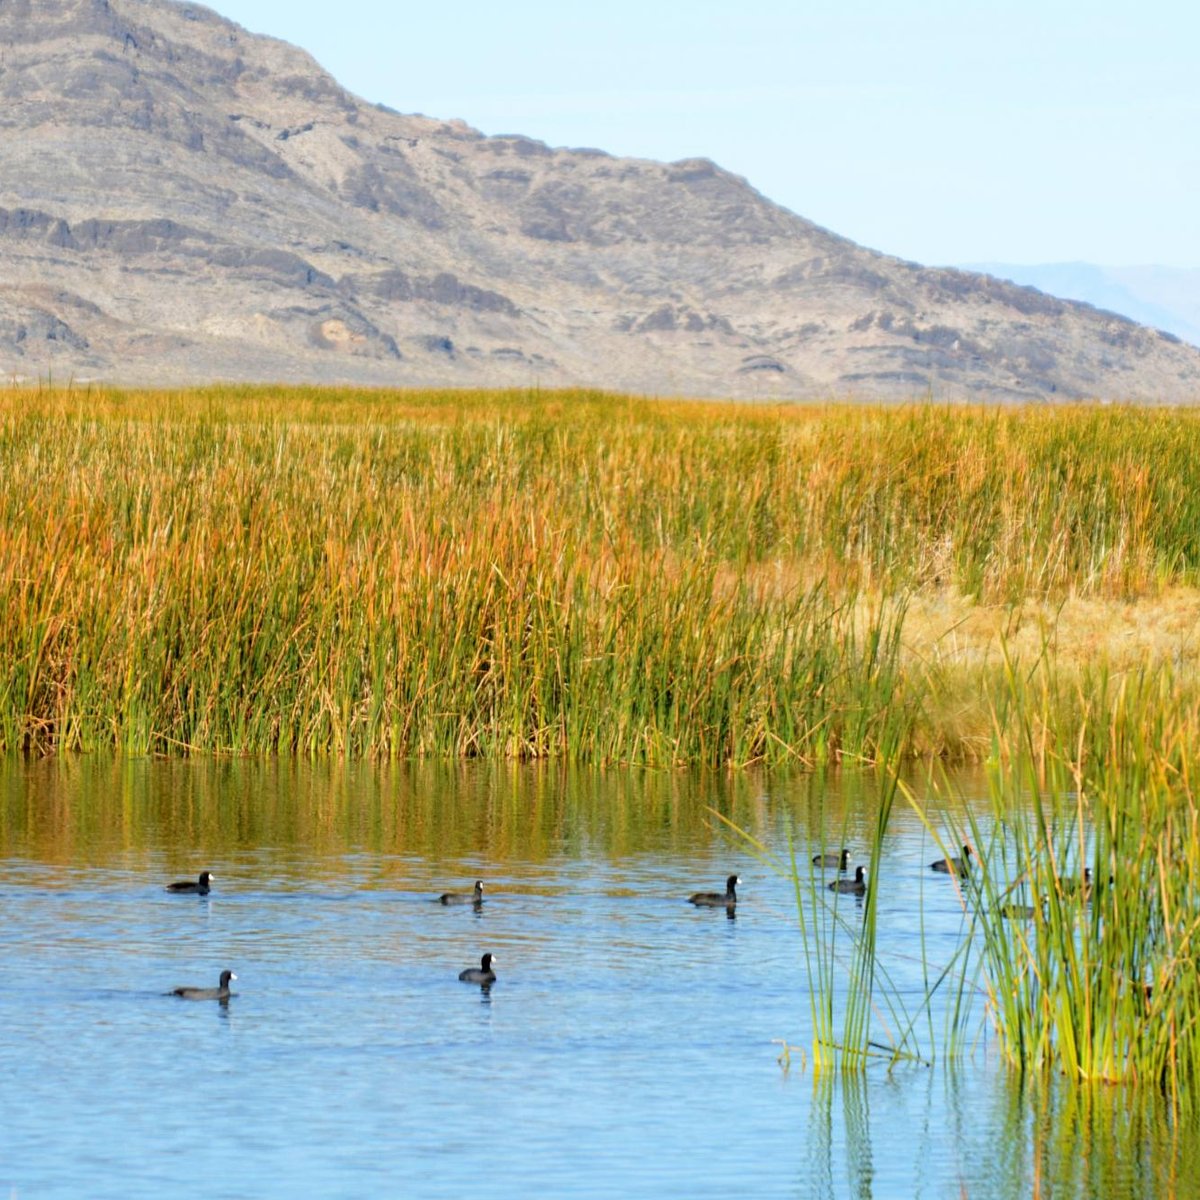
[213,0,1199,269]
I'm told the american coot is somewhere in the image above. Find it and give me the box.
[828,865,867,895]
[1061,868,1095,897]
[812,849,850,870]
[165,871,213,895]
[688,875,740,907]
[439,880,484,906]
[931,845,972,874]
[170,969,236,1000]
[458,953,497,985]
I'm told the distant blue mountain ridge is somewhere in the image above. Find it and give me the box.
[959,263,1200,348]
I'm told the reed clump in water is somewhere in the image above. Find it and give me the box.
[961,659,1200,1103]
[738,651,1200,1093]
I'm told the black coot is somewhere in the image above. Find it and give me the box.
[812,850,850,870]
[439,880,484,905]
[688,875,740,907]
[1061,867,1095,897]
[458,953,496,985]
[828,865,867,894]
[170,969,236,1000]
[165,871,213,894]
[931,845,972,874]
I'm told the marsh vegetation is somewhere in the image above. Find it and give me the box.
[3,384,1199,765]
[4,382,1200,1114]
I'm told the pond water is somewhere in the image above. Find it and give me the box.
[0,757,1194,1198]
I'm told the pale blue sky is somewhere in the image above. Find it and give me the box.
[213,0,1199,268]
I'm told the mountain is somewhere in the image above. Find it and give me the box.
[2,0,1199,400]
[961,264,1200,349]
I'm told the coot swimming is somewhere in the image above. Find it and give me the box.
[828,865,867,895]
[165,871,213,895]
[812,850,850,870]
[439,880,484,906]
[931,846,972,874]
[458,953,497,985]
[688,875,740,907]
[170,969,236,1000]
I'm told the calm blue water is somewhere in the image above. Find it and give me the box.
[0,759,1191,1198]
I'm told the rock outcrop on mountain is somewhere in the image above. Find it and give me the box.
[962,263,1200,349]
[2,0,1198,400]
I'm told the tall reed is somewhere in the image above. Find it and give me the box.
[722,762,983,1075]
[747,651,1200,1092]
[0,388,919,761]
[959,658,1200,1102]
[4,385,1200,761]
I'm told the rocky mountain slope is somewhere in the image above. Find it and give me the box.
[963,263,1200,349]
[2,0,1198,400]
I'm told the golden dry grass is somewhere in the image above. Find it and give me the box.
[901,586,1200,671]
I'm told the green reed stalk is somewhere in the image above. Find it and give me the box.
[724,760,966,1073]
[910,654,1200,1104]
